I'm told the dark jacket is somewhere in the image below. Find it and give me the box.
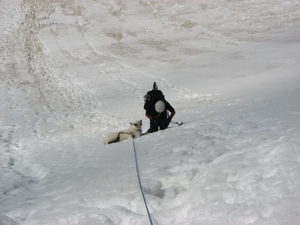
[146,100,175,120]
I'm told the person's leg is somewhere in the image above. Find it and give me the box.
[148,119,159,133]
[160,119,170,130]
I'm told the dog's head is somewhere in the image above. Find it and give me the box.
[130,120,142,131]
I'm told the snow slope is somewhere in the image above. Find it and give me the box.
[1,0,300,224]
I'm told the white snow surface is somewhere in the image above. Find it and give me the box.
[1,0,300,224]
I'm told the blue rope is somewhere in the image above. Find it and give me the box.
[132,136,154,225]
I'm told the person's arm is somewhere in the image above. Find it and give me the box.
[169,110,176,121]
[145,113,153,120]
[165,101,175,121]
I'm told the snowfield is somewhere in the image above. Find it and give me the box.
[1,0,300,224]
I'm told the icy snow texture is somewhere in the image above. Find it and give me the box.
[1,0,300,225]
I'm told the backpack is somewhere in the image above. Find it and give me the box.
[143,82,165,113]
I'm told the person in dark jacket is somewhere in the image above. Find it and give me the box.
[145,99,176,133]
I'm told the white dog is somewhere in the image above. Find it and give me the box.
[103,120,143,145]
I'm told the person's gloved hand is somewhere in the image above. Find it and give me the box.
[168,117,172,124]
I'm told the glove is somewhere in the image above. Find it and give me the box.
[167,117,172,124]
